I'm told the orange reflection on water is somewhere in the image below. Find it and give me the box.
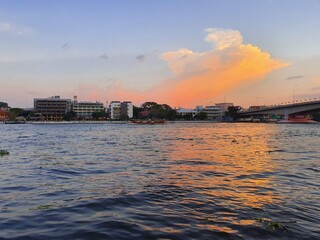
[158,123,282,209]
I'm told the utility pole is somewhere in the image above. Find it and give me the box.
[293,85,297,102]
[256,97,264,106]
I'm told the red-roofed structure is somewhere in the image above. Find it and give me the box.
[0,109,9,121]
[139,110,152,118]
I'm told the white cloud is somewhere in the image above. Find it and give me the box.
[160,48,203,74]
[0,21,32,35]
[205,28,243,50]
[0,22,14,31]
[155,28,288,106]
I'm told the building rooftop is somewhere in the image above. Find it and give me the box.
[34,96,71,101]
[177,108,197,114]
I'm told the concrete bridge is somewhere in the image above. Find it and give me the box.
[238,99,320,118]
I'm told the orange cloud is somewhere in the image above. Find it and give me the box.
[155,42,287,106]
[79,28,288,107]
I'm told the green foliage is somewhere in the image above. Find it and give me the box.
[182,113,194,120]
[255,218,294,232]
[166,108,177,121]
[8,108,23,120]
[141,102,158,110]
[225,106,242,118]
[92,111,107,120]
[19,110,33,118]
[34,205,54,210]
[1,108,29,121]
[133,106,143,119]
[64,110,77,121]
[195,111,208,120]
[9,108,23,115]
[312,112,320,122]
[138,102,177,120]
[0,150,9,157]
[0,102,9,108]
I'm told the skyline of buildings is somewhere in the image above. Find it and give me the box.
[0,94,236,121]
[2,94,320,123]
[31,96,135,120]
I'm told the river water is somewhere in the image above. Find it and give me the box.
[0,123,319,239]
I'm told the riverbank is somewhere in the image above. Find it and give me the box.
[1,120,319,124]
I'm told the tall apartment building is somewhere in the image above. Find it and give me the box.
[109,101,133,119]
[72,100,104,119]
[121,101,133,119]
[109,101,121,119]
[34,96,71,121]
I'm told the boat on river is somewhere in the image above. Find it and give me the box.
[130,119,166,125]
[277,115,318,124]
[278,119,317,124]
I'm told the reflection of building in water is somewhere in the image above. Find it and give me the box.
[34,96,71,121]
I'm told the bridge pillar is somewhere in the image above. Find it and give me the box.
[284,109,288,120]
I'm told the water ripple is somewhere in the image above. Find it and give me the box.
[0,123,319,239]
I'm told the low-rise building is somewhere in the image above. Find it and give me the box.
[73,101,104,119]
[109,101,121,119]
[203,105,223,121]
[109,101,133,119]
[34,96,71,121]
[121,101,133,119]
[177,108,197,117]
[215,103,234,114]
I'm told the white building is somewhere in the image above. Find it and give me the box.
[109,101,133,119]
[34,96,71,121]
[72,101,104,119]
[203,105,223,121]
[177,108,197,117]
[215,103,234,114]
[109,101,121,119]
[121,101,133,119]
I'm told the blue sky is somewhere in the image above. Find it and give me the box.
[1,0,320,107]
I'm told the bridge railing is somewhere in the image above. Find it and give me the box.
[241,97,320,113]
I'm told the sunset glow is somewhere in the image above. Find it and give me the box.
[0,1,319,108]
[99,30,288,107]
